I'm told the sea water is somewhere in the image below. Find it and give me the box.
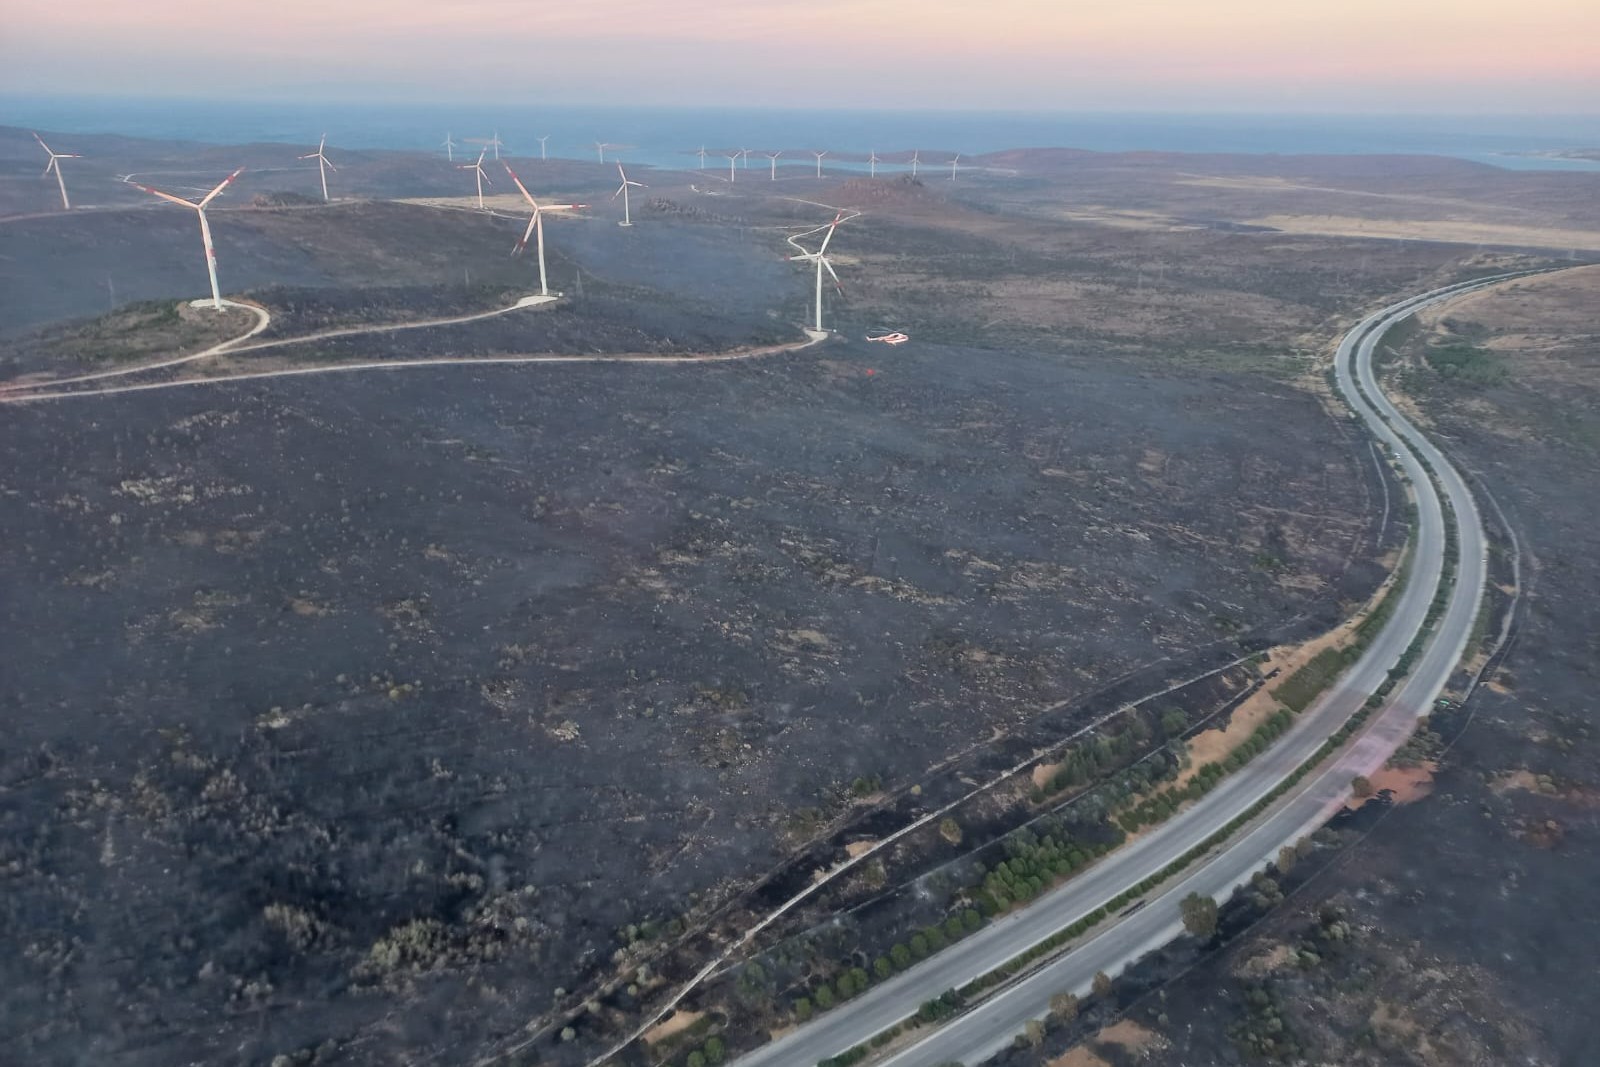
[5,95,1599,174]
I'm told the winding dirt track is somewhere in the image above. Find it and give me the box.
[0,293,824,404]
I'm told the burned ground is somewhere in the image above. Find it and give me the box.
[1,329,1374,1065]
[5,130,1596,1067]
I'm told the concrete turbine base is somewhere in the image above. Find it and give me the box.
[803,328,829,342]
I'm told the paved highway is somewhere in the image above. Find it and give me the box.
[729,274,1536,1067]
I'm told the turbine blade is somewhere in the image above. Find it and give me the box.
[198,167,245,208]
[514,212,538,255]
[823,257,842,288]
[132,182,199,210]
[32,131,53,154]
[502,163,537,206]
[818,213,844,254]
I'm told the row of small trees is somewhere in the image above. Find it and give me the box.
[791,909,986,1023]
[1118,708,1296,832]
[974,833,1117,915]
[1028,710,1177,804]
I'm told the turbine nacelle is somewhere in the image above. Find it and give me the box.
[33,131,82,210]
[504,162,586,296]
[127,167,246,309]
[299,133,339,201]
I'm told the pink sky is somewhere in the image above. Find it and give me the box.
[3,0,1596,110]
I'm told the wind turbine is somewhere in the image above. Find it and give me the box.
[442,132,456,161]
[950,153,961,181]
[503,162,586,298]
[33,132,80,210]
[812,150,827,178]
[613,162,646,227]
[126,168,245,311]
[787,211,852,335]
[697,145,708,170]
[741,147,750,169]
[765,151,782,180]
[459,148,492,209]
[487,130,504,160]
[299,134,338,202]
[910,149,920,177]
[537,135,550,160]
[725,152,740,183]
[595,141,614,164]
[869,150,879,178]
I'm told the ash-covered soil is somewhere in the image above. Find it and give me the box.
[0,333,1373,1065]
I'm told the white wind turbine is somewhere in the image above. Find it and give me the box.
[537,135,550,160]
[812,150,827,178]
[725,151,740,182]
[487,130,504,160]
[786,211,854,335]
[459,148,492,209]
[765,151,782,180]
[868,150,879,178]
[127,168,245,311]
[595,141,615,164]
[950,153,961,180]
[299,134,338,202]
[33,132,81,210]
[613,163,646,226]
[697,145,708,170]
[442,132,456,161]
[740,147,751,169]
[910,149,920,177]
[504,162,586,298]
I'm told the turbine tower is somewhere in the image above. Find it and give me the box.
[613,162,646,227]
[33,132,81,211]
[487,130,504,160]
[910,149,920,177]
[765,151,782,180]
[595,141,613,164]
[869,150,879,178]
[459,148,492,209]
[537,135,550,160]
[442,132,456,161]
[299,134,338,202]
[725,151,740,182]
[504,162,586,297]
[787,212,850,335]
[812,150,827,178]
[697,145,707,170]
[126,168,245,311]
[950,153,961,181]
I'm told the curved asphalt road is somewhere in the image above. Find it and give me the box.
[729,272,1543,1067]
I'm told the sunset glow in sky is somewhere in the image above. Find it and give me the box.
[3,0,1596,111]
